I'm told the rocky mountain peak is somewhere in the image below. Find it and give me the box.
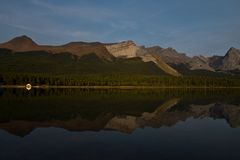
[166,47,176,52]
[189,55,214,71]
[121,40,136,45]
[7,35,37,45]
[220,47,240,71]
[105,40,139,58]
[0,35,38,51]
[225,47,240,57]
[146,46,191,64]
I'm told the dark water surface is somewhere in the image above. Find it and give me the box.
[0,88,240,160]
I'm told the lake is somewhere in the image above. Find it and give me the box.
[0,88,240,160]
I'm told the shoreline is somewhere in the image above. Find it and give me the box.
[1,85,240,89]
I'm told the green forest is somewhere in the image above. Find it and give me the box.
[1,73,240,87]
[1,48,240,87]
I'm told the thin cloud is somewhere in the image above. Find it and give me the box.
[31,0,117,22]
[0,0,239,55]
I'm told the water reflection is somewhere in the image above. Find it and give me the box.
[0,88,240,136]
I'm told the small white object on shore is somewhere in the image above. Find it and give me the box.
[26,84,32,90]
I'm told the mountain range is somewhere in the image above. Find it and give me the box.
[0,35,240,76]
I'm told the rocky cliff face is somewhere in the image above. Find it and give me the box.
[105,41,181,76]
[105,41,140,58]
[220,47,240,71]
[149,46,240,72]
[209,56,223,70]
[141,53,181,76]
[189,48,240,72]
[189,55,215,71]
[146,46,191,64]
[144,45,240,72]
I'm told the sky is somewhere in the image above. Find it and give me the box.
[0,0,240,56]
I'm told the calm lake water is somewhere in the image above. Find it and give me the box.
[0,88,240,160]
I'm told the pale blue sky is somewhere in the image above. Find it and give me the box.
[0,0,240,55]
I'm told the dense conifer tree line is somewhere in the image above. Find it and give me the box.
[1,49,240,87]
[1,73,240,87]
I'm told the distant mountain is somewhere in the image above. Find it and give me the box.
[208,47,240,71]
[0,35,239,76]
[0,36,182,76]
[189,55,215,71]
[141,53,181,77]
[147,45,240,73]
[0,35,39,51]
[220,47,240,71]
[209,55,223,70]
[145,46,191,65]
[141,44,240,73]
[0,35,114,61]
[105,40,139,58]
[105,41,181,76]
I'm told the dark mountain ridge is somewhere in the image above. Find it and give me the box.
[0,35,239,76]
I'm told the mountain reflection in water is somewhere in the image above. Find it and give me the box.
[0,88,240,136]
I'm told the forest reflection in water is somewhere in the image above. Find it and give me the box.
[0,88,239,136]
[1,88,240,160]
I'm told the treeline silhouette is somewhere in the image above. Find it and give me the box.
[1,73,240,87]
